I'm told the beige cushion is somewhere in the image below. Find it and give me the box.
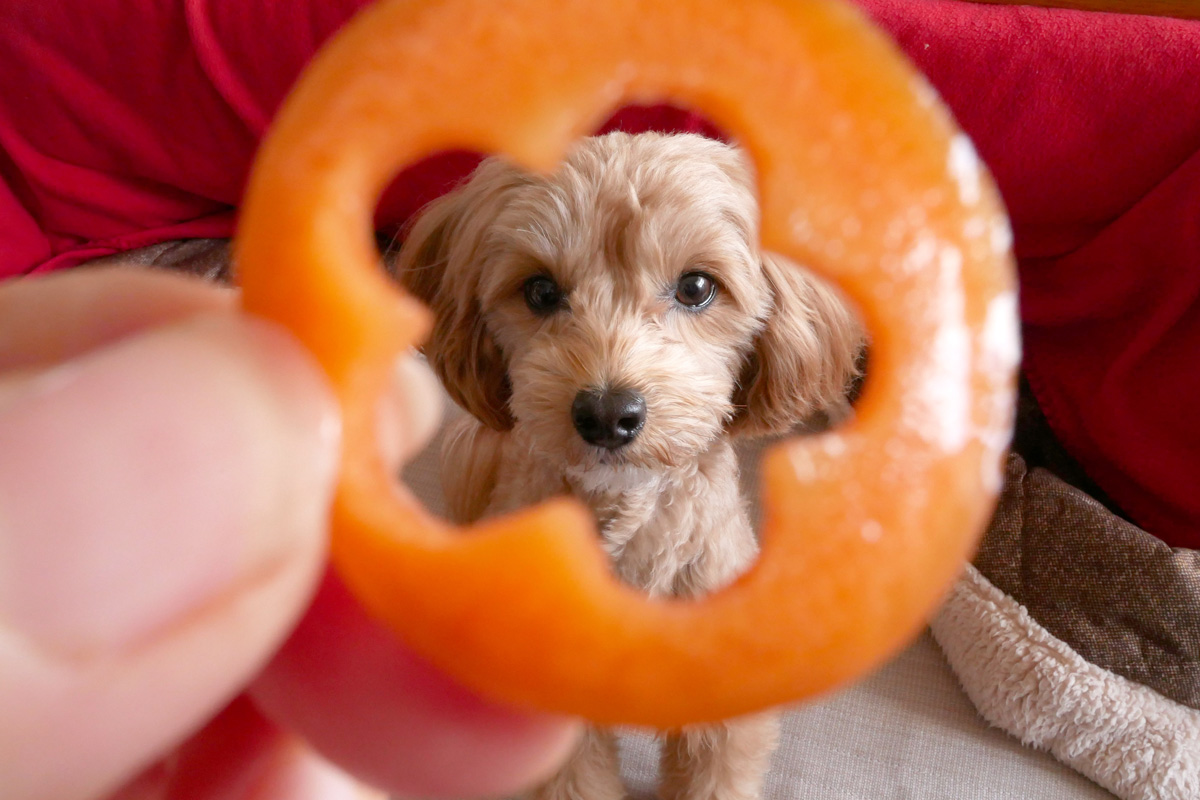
[619,633,1114,799]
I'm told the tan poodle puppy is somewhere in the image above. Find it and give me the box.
[393,132,862,800]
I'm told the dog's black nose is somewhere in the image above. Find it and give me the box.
[572,388,646,450]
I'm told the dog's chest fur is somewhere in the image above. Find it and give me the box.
[483,432,759,599]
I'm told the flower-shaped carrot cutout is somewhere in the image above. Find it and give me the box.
[236,0,1018,727]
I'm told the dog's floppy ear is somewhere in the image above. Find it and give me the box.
[730,254,864,437]
[391,160,527,431]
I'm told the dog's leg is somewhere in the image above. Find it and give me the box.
[659,492,779,800]
[658,712,779,800]
[525,727,625,800]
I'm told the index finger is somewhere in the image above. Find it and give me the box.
[0,266,234,372]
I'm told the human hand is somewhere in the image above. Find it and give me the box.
[0,267,579,800]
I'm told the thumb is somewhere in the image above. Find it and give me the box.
[0,314,340,800]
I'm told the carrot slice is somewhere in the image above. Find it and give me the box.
[236,0,1018,727]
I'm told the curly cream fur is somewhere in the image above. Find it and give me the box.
[394,132,861,800]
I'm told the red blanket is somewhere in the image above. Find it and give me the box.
[2,0,1197,548]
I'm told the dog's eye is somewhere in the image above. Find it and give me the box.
[523,275,565,315]
[674,272,718,309]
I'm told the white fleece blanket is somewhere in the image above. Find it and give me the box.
[931,565,1200,800]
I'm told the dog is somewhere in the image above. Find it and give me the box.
[392,131,862,800]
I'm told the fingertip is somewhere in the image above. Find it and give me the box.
[251,571,581,798]
[379,353,444,469]
[0,313,342,800]
[113,697,390,800]
[0,314,339,654]
[0,266,235,371]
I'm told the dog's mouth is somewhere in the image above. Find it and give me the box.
[571,441,634,469]
[563,456,658,496]
[568,433,685,473]
[592,447,635,467]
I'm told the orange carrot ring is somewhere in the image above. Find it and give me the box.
[236,0,1018,727]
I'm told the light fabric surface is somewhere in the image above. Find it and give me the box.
[618,632,1115,800]
[402,392,1116,799]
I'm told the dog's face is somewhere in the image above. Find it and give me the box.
[395,133,860,477]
